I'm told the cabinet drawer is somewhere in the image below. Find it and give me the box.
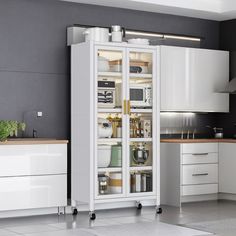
[0,175,67,211]
[182,164,218,185]
[182,153,218,164]
[0,144,67,177]
[182,143,218,154]
[182,184,218,196]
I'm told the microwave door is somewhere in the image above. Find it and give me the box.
[130,88,145,107]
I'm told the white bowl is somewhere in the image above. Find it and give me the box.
[128,38,150,45]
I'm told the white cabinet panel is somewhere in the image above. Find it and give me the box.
[0,175,67,211]
[219,143,236,194]
[182,143,218,154]
[182,184,218,196]
[182,153,218,165]
[182,164,218,185]
[160,46,229,112]
[0,144,67,177]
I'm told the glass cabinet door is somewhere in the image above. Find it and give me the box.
[95,47,126,199]
[127,49,156,195]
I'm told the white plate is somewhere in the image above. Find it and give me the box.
[128,38,150,45]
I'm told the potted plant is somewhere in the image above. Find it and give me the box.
[0,120,26,142]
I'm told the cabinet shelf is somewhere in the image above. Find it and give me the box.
[130,138,152,142]
[130,108,152,113]
[129,73,152,78]
[98,72,122,77]
[130,166,153,171]
[98,108,122,113]
[98,167,122,173]
[98,138,122,143]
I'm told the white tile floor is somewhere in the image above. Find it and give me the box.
[1,200,236,236]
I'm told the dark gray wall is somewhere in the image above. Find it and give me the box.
[215,20,236,137]
[0,0,220,138]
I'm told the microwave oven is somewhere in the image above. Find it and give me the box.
[116,83,152,108]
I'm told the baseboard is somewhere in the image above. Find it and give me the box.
[181,194,218,204]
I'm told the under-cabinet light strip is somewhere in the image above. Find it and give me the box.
[126,30,201,42]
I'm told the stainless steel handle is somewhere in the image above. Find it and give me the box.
[192,153,209,156]
[192,173,209,176]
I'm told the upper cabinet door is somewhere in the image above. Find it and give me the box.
[160,46,229,112]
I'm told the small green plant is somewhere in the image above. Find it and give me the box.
[0,120,26,142]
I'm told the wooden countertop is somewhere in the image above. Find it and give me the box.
[0,138,69,145]
[161,139,236,143]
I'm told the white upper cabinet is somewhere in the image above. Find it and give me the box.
[160,46,229,112]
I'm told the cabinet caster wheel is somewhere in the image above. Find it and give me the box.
[156,207,162,214]
[72,208,78,215]
[89,212,96,220]
[136,203,142,210]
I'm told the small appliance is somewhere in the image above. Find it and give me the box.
[98,80,116,108]
[132,143,149,164]
[116,83,152,108]
[98,118,113,138]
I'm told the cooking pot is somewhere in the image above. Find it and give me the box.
[83,27,109,42]
[98,118,113,138]
[98,145,111,168]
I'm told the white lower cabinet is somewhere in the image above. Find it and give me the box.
[0,175,67,211]
[219,143,236,194]
[0,144,67,212]
[182,184,218,196]
[182,164,218,185]
[161,143,219,207]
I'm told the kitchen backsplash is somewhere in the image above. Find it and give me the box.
[160,112,217,139]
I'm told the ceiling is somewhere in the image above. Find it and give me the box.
[61,0,236,21]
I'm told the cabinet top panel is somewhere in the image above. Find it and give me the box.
[161,139,236,143]
[0,138,68,145]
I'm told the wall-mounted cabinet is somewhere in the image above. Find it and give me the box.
[160,46,229,112]
[71,42,161,219]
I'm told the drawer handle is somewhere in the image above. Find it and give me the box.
[192,153,209,156]
[192,173,209,176]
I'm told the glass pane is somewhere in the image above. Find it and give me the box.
[96,49,124,197]
[128,50,154,194]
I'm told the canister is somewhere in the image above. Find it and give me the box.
[109,172,122,194]
[110,145,122,167]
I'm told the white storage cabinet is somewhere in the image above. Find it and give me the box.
[160,46,229,112]
[0,144,67,212]
[71,41,161,219]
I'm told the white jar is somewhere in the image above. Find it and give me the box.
[111,25,124,42]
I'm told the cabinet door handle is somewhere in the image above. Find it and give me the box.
[192,153,209,156]
[192,173,209,176]
[127,100,131,115]
[123,100,127,115]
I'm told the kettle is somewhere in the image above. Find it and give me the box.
[98,118,113,138]
[132,143,149,164]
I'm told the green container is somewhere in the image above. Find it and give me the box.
[110,145,122,167]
